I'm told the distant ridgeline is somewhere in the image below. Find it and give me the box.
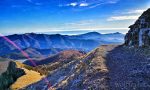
[125,8,150,47]
[0,32,124,59]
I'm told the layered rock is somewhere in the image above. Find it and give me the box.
[125,8,150,47]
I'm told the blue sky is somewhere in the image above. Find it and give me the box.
[0,0,149,35]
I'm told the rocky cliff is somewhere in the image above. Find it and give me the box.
[0,61,25,90]
[125,8,150,47]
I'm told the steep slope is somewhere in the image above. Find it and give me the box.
[22,45,116,90]
[125,8,150,47]
[23,45,150,90]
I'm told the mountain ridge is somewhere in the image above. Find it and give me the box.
[0,32,124,60]
[22,44,150,90]
[24,50,85,66]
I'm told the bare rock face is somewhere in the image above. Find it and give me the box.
[125,8,150,47]
[0,61,25,89]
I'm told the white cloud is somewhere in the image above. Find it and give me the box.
[127,9,145,14]
[107,15,139,21]
[107,9,146,21]
[79,3,89,7]
[65,2,89,7]
[59,0,119,9]
[114,9,146,15]
[88,0,119,8]
[68,2,78,7]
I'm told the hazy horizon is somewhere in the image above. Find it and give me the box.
[2,29,128,36]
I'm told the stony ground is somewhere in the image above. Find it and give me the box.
[22,45,150,90]
[106,45,150,90]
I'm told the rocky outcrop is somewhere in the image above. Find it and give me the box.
[0,61,25,90]
[125,8,150,47]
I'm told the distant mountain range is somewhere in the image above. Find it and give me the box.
[1,48,63,60]
[0,32,124,60]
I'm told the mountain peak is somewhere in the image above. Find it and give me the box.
[113,32,122,34]
[84,32,101,35]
